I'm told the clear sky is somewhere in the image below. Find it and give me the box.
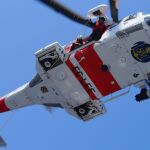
[0,0,149,150]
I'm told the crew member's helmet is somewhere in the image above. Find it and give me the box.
[77,35,83,43]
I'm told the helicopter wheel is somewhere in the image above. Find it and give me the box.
[78,108,87,115]
[135,88,149,102]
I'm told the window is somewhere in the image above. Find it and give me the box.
[29,74,43,88]
[124,14,137,22]
[145,17,150,26]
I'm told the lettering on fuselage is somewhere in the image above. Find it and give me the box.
[72,66,96,93]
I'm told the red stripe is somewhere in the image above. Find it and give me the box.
[75,44,121,96]
[0,97,10,113]
[66,58,97,100]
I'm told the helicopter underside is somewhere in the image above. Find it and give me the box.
[1,12,150,121]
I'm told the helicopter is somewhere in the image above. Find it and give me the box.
[0,0,150,126]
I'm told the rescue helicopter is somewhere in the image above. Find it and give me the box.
[0,0,150,140]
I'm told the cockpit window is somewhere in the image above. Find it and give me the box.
[124,14,137,22]
[145,17,150,26]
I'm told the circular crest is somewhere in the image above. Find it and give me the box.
[131,41,150,63]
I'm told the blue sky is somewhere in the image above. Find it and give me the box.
[0,0,149,150]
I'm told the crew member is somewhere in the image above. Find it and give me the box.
[70,35,83,51]
[88,10,111,42]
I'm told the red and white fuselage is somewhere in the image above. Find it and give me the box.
[0,12,150,121]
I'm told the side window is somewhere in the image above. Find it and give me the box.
[145,17,150,26]
[124,14,137,22]
[29,74,43,88]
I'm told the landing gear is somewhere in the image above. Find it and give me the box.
[74,100,106,121]
[135,88,149,102]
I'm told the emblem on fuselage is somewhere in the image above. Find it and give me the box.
[131,41,150,63]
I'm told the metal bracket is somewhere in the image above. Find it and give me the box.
[102,86,131,104]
